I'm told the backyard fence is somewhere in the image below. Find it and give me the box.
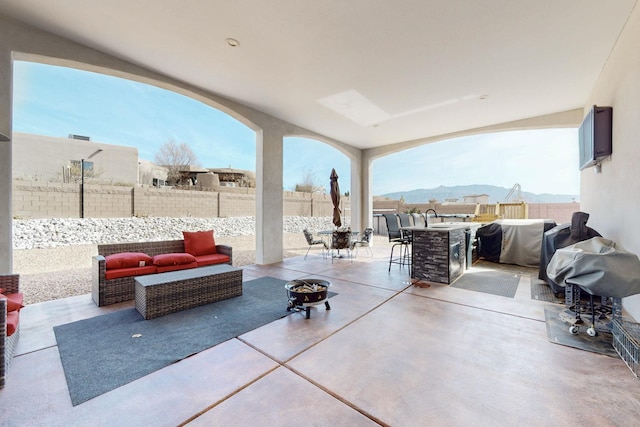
[12,179,577,224]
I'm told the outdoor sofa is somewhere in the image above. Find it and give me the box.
[1,274,22,389]
[92,230,232,306]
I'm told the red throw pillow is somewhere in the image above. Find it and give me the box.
[183,230,217,256]
[105,252,153,270]
[152,253,197,267]
[0,292,24,312]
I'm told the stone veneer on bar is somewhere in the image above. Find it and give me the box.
[410,225,468,284]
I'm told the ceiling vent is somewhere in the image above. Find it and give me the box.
[68,134,91,141]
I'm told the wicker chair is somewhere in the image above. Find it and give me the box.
[1,274,20,389]
[351,227,374,257]
[331,229,353,263]
[303,229,328,259]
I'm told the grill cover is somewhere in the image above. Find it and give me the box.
[538,211,601,293]
[546,237,640,298]
[476,219,556,267]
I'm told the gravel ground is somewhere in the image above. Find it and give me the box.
[14,231,388,305]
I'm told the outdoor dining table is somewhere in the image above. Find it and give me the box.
[318,230,359,258]
[318,230,360,241]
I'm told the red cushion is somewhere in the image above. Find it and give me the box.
[105,265,157,280]
[6,311,19,336]
[195,253,231,266]
[156,262,199,273]
[0,293,24,312]
[105,252,153,270]
[152,253,197,266]
[183,230,217,256]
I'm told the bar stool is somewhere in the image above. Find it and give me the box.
[382,213,411,272]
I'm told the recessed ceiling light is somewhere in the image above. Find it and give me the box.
[225,38,240,47]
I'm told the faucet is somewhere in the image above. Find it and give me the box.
[424,209,438,227]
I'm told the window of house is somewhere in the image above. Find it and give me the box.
[70,160,95,176]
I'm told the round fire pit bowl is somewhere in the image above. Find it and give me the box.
[285,278,331,319]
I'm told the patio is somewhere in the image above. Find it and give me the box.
[1,244,639,426]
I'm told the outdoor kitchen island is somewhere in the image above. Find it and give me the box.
[404,223,474,285]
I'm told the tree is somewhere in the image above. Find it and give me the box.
[154,139,200,185]
[294,170,322,193]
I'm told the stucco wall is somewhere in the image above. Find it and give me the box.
[582,5,640,320]
[12,180,351,220]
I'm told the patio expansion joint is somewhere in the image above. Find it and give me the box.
[234,283,407,427]
[407,291,547,324]
[282,364,388,426]
[15,343,59,358]
[176,363,281,426]
[237,281,412,363]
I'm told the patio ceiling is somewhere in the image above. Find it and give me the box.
[0,1,637,149]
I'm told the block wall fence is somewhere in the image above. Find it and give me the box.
[12,180,578,223]
[374,200,579,224]
[11,180,348,219]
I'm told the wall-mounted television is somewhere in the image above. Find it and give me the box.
[579,105,612,170]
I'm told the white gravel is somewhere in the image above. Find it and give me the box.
[13,216,338,249]
[12,216,345,305]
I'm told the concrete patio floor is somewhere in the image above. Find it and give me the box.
[1,246,639,426]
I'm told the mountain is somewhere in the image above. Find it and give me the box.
[379,185,579,204]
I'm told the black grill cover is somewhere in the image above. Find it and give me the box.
[538,211,601,293]
[476,222,503,263]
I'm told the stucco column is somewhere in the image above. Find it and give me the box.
[0,51,12,273]
[255,128,284,264]
[359,152,374,231]
[349,155,363,231]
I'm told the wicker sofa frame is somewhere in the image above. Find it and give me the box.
[1,274,20,389]
[135,264,243,319]
[92,240,232,307]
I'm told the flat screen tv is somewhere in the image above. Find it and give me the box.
[579,105,612,170]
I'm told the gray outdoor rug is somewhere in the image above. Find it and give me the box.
[54,277,335,406]
[531,280,564,304]
[544,307,617,357]
[450,269,520,298]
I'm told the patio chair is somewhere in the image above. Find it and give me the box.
[397,213,414,243]
[382,213,411,272]
[397,213,413,228]
[351,227,374,257]
[411,213,426,227]
[331,229,353,263]
[303,229,328,259]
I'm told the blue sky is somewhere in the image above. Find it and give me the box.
[12,61,580,196]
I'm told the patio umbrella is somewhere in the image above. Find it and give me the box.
[330,168,341,228]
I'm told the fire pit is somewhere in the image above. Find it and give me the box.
[285,278,331,319]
